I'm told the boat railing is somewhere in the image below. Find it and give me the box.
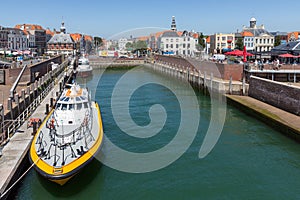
[52,112,93,148]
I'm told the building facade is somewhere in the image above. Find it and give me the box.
[210,33,235,54]
[7,28,27,50]
[242,18,274,53]
[157,16,198,56]
[47,22,75,55]
[15,24,47,55]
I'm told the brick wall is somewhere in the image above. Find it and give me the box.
[5,56,62,85]
[249,76,300,115]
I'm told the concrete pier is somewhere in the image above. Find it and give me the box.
[0,62,68,199]
[226,95,300,141]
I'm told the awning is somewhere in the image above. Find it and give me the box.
[278,53,297,58]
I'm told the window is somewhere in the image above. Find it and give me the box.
[187,44,190,49]
[62,104,67,110]
[171,44,173,48]
[217,37,220,41]
[222,36,226,41]
[183,44,186,48]
[176,44,179,48]
[77,103,82,110]
[188,38,190,41]
[166,44,168,48]
[56,103,61,110]
[69,104,74,110]
[83,102,88,108]
[171,39,173,42]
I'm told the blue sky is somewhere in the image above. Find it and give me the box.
[1,0,299,39]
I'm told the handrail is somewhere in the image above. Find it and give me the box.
[0,60,68,144]
[10,64,28,99]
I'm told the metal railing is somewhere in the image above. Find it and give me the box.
[0,60,68,145]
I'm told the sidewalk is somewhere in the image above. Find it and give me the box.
[226,95,300,139]
[0,82,61,197]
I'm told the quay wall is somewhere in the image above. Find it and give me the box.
[249,76,300,116]
[226,95,300,142]
[155,55,244,81]
[144,62,248,95]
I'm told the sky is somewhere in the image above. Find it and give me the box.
[1,0,300,39]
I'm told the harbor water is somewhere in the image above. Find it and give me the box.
[12,67,300,199]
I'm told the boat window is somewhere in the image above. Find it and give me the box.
[83,102,88,108]
[64,97,70,102]
[80,96,86,101]
[77,103,82,110]
[69,104,74,110]
[56,103,61,110]
[62,104,68,110]
[76,97,81,101]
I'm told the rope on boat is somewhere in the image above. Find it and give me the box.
[0,158,40,199]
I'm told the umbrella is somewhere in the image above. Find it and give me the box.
[23,50,31,55]
[225,49,253,57]
[225,49,244,56]
[278,53,297,58]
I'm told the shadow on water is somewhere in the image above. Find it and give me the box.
[38,157,102,198]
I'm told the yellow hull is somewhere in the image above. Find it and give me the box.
[29,102,104,185]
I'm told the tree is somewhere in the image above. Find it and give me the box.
[94,36,103,47]
[134,40,147,50]
[125,42,133,50]
[274,36,281,47]
[198,33,206,50]
[235,38,244,50]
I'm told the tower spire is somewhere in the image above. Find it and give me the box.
[60,20,66,34]
[171,16,177,31]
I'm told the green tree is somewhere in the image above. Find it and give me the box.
[274,36,281,47]
[198,33,206,50]
[125,42,133,50]
[134,40,147,49]
[235,38,244,50]
[94,37,103,47]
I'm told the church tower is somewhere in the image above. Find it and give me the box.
[60,21,66,34]
[171,16,177,31]
[250,17,257,28]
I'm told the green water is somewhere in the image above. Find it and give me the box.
[13,67,300,200]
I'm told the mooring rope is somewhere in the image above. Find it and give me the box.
[0,158,40,199]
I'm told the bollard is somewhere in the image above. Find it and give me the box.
[45,104,49,115]
[50,98,54,108]
[32,121,37,135]
[59,82,62,92]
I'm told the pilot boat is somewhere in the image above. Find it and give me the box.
[29,82,103,185]
[77,57,93,78]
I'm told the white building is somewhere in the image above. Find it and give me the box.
[157,16,198,56]
[158,30,198,56]
[242,17,274,52]
[7,28,27,50]
[118,38,128,50]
